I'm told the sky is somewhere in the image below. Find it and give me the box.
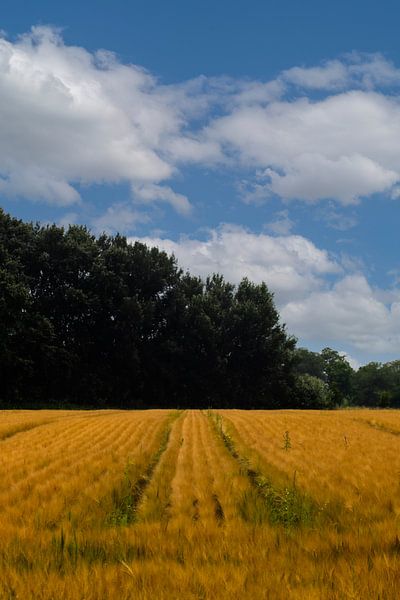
[1,0,400,368]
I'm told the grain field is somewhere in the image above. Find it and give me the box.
[0,409,399,599]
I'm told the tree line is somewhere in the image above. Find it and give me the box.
[293,347,400,408]
[0,208,399,409]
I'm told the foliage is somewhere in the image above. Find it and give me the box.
[352,360,400,407]
[0,209,296,408]
[1,207,398,409]
[294,345,400,408]
[320,347,354,406]
[293,347,354,406]
[293,347,326,381]
[294,374,334,409]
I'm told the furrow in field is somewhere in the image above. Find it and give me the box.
[0,420,55,441]
[106,410,180,526]
[198,410,253,523]
[141,410,262,527]
[0,411,171,530]
[221,409,400,522]
[30,417,161,522]
[344,409,400,430]
[352,416,400,436]
[167,410,200,523]
[137,410,187,523]
[0,409,80,440]
[0,415,130,513]
[209,411,317,528]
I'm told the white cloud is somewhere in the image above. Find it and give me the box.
[319,206,358,231]
[281,53,400,91]
[343,353,361,371]
[0,169,80,205]
[207,91,400,204]
[2,31,400,212]
[282,60,349,90]
[132,224,339,305]
[132,183,192,215]
[91,203,149,234]
[58,211,78,228]
[281,275,400,354]
[0,27,185,208]
[266,154,398,204]
[264,209,294,235]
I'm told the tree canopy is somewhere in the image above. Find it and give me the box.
[0,209,296,408]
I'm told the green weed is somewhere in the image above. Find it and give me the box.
[209,411,317,528]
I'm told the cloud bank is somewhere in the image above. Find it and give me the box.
[2,27,400,211]
[134,225,339,304]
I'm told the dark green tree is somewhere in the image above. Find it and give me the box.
[294,374,334,409]
[293,347,326,381]
[2,208,364,410]
[320,347,354,406]
[353,361,400,407]
[223,278,296,408]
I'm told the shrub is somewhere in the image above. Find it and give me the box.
[294,374,334,409]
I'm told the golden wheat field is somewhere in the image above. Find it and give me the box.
[0,409,400,599]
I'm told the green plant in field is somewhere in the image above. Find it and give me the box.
[283,430,291,450]
[255,473,315,527]
[106,413,179,527]
[208,412,317,528]
[107,463,142,526]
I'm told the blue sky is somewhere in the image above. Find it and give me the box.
[1,0,400,366]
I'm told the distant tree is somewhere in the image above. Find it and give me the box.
[353,360,400,407]
[0,210,182,406]
[352,362,385,406]
[381,361,400,407]
[320,348,354,406]
[223,278,296,408]
[92,235,181,406]
[294,374,334,409]
[293,348,326,381]
[292,346,354,406]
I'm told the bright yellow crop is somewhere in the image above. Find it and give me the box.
[0,408,399,599]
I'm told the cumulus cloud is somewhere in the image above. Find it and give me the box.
[0,27,186,208]
[0,169,81,205]
[342,353,361,371]
[282,60,350,90]
[132,183,191,215]
[2,30,400,212]
[91,203,149,234]
[264,209,294,235]
[132,224,339,304]
[267,154,398,204]
[281,54,400,90]
[207,91,400,204]
[281,275,400,354]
